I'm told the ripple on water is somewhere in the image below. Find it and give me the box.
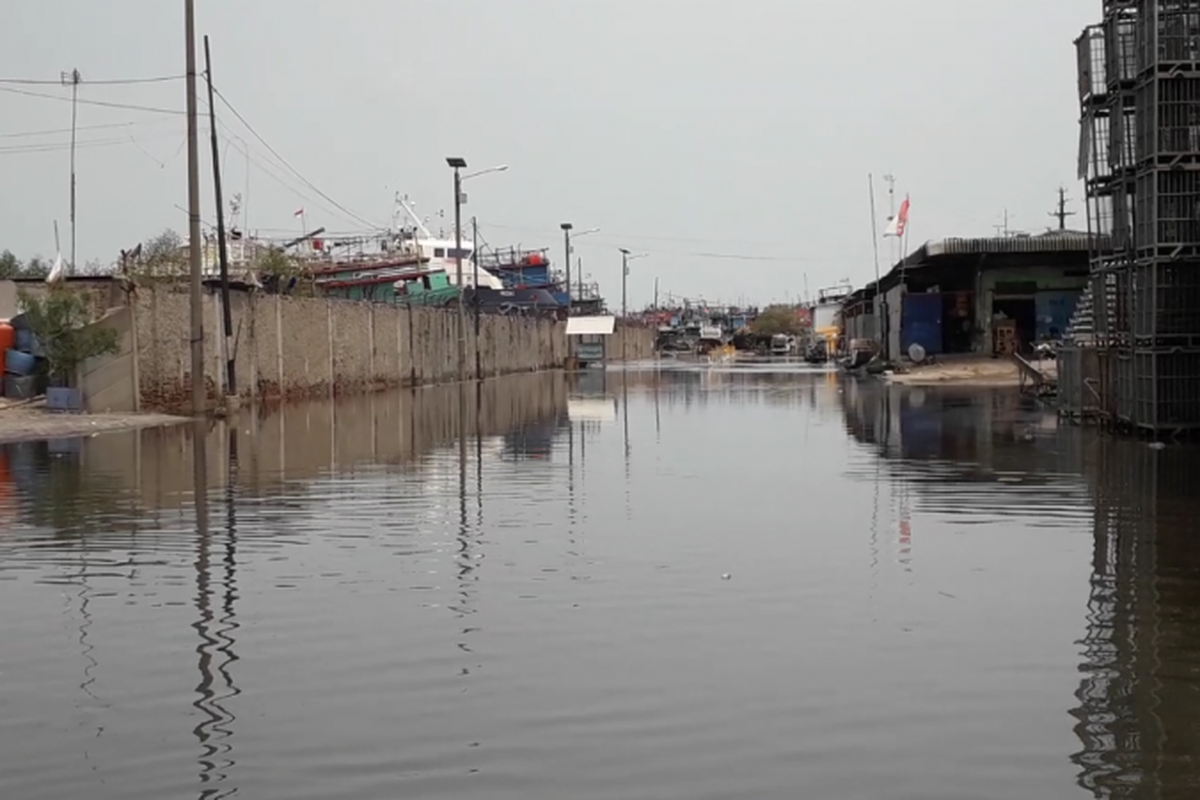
[1,375,1198,799]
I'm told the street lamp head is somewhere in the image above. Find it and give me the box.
[446,156,467,169]
[561,222,573,231]
[619,247,631,255]
[463,164,508,181]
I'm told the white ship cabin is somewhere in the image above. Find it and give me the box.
[405,234,504,290]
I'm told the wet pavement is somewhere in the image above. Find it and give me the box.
[1,362,1198,799]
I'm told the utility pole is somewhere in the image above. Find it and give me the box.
[562,222,573,363]
[994,209,1012,238]
[185,0,205,415]
[1050,187,1076,231]
[446,157,467,384]
[204,35,236,397]
[561,222,573,315]
[62,68,81,273]
[621,248,629,362]
[472,215,481,380]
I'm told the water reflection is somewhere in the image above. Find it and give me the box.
[838,374,1200,798]
[4,366,1200,798]
[1070,437,1200,799]
[190,420,240,798]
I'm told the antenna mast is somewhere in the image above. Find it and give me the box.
[1049,187,1076,231]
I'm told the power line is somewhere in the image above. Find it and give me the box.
[482,219,795,249]
[212,118,368,227]
[0,84,185,115]
[0,74,183,86]
[209,85,382,229]
[0,116,177,139]
[0,128,183,155]
[476,222,830,263]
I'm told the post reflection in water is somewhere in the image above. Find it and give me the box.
[454,383,476,669]
[191,419,240,798]
[6,367,1200,798]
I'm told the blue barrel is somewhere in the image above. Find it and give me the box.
[4,374,36,400]
[14,329,34,352]
[4,348,36,375]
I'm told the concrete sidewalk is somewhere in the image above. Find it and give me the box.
[885,353,1057,388]
[0,398,186,443]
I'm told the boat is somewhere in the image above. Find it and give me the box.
[460,285,559,315]
[394,270,460,306]
[804,282,852,362]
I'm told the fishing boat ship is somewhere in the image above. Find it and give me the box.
[476,245,604,314]
[804,282,851,362]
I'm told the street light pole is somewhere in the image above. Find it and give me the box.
[619,248,646,363]
[560,222,573,315]
[472,215,481,380]
[447,157,468,384]
[620,248,629,362]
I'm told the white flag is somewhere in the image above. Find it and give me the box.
[884,195,910,238]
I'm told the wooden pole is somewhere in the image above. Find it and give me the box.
[185,0,205,415]
[204,35,236,396]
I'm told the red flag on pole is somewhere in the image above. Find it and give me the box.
[884,195,910,238]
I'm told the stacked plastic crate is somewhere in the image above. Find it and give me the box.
[1075,3,1139,423]
[1123,0,1200,432]
[1076,1,1200,434]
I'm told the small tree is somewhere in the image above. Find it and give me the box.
[17,287,120,386]
[78,257,113,276]
[124,228,187,280]
[751,305,807,337]
[22,256,50,279]
[0,249,21,279]
[255,246,312,295]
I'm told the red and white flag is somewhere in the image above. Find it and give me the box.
[884,195,910,238]
[293,207,305,218]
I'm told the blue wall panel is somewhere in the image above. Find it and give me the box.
[901,293,943,355]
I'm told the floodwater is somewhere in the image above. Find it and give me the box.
[1,362,1199,799]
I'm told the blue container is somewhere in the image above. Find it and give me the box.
[14,329,34,352]
[46,386,82,413]
[4,348,36,376]
[4,374,36,400]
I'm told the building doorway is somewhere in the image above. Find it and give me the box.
[942,291,974,354]
[992,296,1037,354]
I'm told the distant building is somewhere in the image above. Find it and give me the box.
[842,230,1097,359]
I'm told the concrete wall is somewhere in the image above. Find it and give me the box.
[77,306,139,413]
[0,281,17,320]
[608,323,656,362]
[2,280,656,412]
[132,287,656,412]
[9,277,127,320]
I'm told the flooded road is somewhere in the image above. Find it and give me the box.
[2,363,1199,799]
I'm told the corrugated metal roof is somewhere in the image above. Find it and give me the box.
[566,315,615,335]
[925,231,1104,257]
[841,230,1104,304]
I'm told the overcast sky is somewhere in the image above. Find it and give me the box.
[2,0,1094,306]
